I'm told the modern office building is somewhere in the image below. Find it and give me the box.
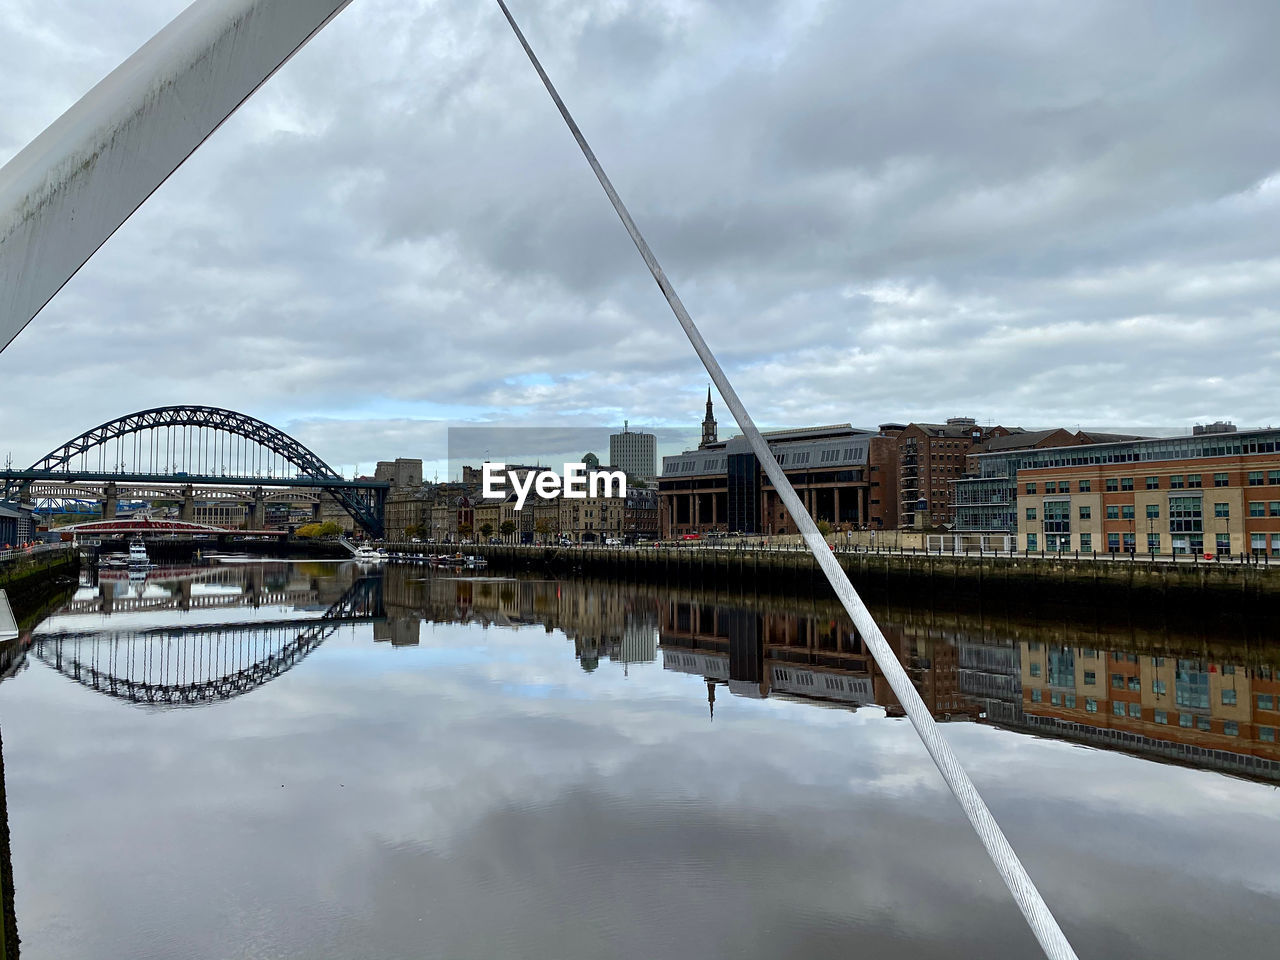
[954,424,1280,556]
[609,421,657,482]
[658,423,901,536]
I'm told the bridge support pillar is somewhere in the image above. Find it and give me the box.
[180,485,194,521]
[252,487,266,530]
[102,482,117,520]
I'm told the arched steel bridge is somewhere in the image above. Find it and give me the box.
[33,577,384,707]
[1,405,388,537]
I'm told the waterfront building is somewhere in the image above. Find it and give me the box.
[658,423,901,537]
[609,422,657,483]
[951,429,1147,536]
[1010,426,1280,556]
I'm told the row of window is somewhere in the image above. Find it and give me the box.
[1028,500,1280,521]
[1027,470,1280,495]
[1024,531,1280,555]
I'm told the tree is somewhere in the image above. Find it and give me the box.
[500,519,516,541]
[318,520,342,538]
[817,520,833,537]
[458,522,473,540]
[294,522,322,539]
[534,519,552,542]
[479,522,494,539]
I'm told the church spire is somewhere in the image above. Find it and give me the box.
[700,385,717,449]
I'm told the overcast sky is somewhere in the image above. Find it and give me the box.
[2,0,1278,472]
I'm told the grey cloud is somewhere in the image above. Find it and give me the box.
[1,0,1278,466]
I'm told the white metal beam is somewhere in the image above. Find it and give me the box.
[0,0,354,354]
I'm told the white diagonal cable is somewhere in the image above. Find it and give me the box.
[493,3,1079,958]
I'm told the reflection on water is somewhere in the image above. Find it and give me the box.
[0,559,1275,958]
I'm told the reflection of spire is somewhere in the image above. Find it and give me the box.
[707,679,716,721]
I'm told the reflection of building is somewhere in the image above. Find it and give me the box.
[657,598,977,719]
[646,585,1280,781]
[1018,644,1280,776]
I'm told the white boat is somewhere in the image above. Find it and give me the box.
[127,537,149,567]
[353,544,385,563]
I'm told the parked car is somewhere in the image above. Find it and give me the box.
[681,533,701,541]
[604,538,622,546]
[559,538,573,546]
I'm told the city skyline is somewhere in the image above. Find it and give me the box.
[3,2,1278,473]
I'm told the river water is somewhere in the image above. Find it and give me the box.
[0,558,1276,958]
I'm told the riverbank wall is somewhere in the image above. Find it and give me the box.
[383,542,1280,613]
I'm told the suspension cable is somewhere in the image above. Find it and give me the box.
[493,3,1079,957]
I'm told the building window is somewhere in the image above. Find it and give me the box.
[1214,472,1229,487]
[1271,470,1280,485]
[1197,716,1212,732]
[1145,504,1159,519]
[1122,532,1136,553]
[1152,679,1166,695]
[1079,505,1092,519]
[1146,476,1160,490]
[1214,502,1230,518]
[1050,692,1062,706]
[1216,533,1231,556]
[1179,713,1192,728]
[1270,501,1280,517]
[1250,502,1265,518]
[1261,727,1276,742]
[1128,702,1142,718]
[1248,471,1264,486]
[1273,534,1280,554]
[1224,720,1239,736]
[1121,505,1135,520]
[1112,701,1125,716]
[1154,710,1168,724]
[1084,670,1096,684]
[1026,507,1037,520]
[1026,533,1038,551]
[1121,477,1134,491]
[1044,481,1057,493]
[1128,677,1141,692]
[1026,483,1036,494]
[1080,533,1092,552]
[1030,663,1041,677]
[1258,694,1274,710]
[1222,689,1237,705]
[1169,496,1203,533]
[1253,533,1267,554]
[1107,532,1120,553]
[1031,689,1042,702]
[1065,694,1076,708]
[1187,474,1202,488]
[1111,673,1124,689]
[1105,478,1118,492]
[1079,480,1092,492]
[1147,533,1160,553]
[1106,505,1120,520]
[1086,698,1098,713]
[1169,475,1184,489]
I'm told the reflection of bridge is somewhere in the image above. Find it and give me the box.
[0,405,389,536]
[34,578,383,707]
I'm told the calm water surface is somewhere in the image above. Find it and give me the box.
[0,558,1277,959]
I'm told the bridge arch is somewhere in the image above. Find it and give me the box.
[12,405,386,536]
